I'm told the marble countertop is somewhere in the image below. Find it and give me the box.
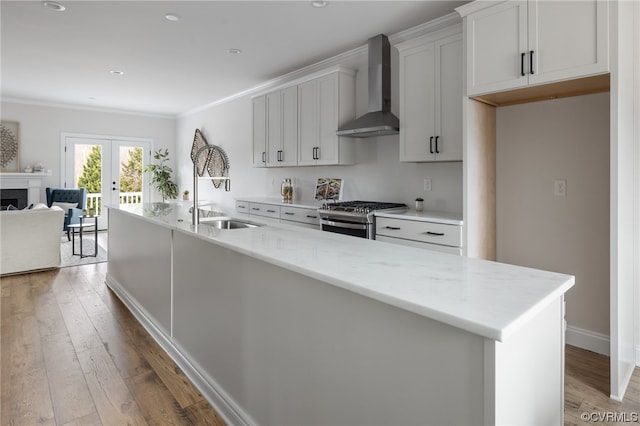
[375,209,464,225]
[235,196,323,209]
[108,202,574,342]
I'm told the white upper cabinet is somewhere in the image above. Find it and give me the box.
[459,0,609,96]
[253,66,355,168]
[266,86,298,167]
[252,96,267,168]
[298,69,356,166]
[398,28,463,162]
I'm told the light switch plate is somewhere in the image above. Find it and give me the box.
[424,178,432,191]
[554,179,567,197]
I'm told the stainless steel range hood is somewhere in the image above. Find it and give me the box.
[337,34,399,138]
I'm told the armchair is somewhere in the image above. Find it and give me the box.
[45,187,87,240]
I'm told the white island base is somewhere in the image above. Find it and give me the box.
[106,206,569,425]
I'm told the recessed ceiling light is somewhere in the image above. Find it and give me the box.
[42,1,66,12]
[110,70,125,76]
[165,13,180,22]
[311,1,328,8]
[226,48,242,55]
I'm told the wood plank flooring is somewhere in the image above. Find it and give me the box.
[0,263,225,426]
[2,263,640,425]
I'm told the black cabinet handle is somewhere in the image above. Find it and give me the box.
[529,50,534,75]
[277,150,283,162]
[284,212,294,215]
[521,52,526,76]
[424,231,445,236]
[385,226,401,230]
[262,152,266,163]
[252,207,260,211]
[306,215,318,219]
[238,205,246,209]
[429,136,434,154]
[267,209,276,213]
[435,136,440,154]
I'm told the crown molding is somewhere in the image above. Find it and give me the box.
[1,97,176,120]
[180,12,462,118]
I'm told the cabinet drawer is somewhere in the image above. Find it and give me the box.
[376,217,462,247]
[376,235,462,255]
[280,206,320,226]
[248,202,280,219]
[236,201,249,214]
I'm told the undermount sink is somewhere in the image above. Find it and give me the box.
[199,218,262,229]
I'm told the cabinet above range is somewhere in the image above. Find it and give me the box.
[252,66,356,168]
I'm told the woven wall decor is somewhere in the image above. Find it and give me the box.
[0,121,20,172]
[190,129,230,190]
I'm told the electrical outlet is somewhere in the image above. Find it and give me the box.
[554,179,567,197]
[423,178,432,192]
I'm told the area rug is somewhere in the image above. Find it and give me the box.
[59,233,108,268]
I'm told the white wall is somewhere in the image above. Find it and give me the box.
[496,92,610,340]
[176,49,463,214]
[0,102,176,202]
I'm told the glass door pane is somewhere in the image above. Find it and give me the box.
[112,141,150,207]
[66,138,109,229]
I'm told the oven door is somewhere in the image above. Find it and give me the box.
[320,218,371,239]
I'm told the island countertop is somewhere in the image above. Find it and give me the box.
[108,202,574,342]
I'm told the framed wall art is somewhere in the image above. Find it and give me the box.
[315,178,343,200]
[0,121,20,172]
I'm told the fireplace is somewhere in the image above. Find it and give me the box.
[1,188,28,210]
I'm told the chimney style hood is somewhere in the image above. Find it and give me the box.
[337,34,399,138]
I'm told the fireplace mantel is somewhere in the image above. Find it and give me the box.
[0,172,50,205]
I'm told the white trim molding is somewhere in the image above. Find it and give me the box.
[566,324,610,356]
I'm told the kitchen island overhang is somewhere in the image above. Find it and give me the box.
[106,203,574,425]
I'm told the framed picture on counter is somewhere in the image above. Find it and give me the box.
[0,120,20,172]
[315,178,343,200]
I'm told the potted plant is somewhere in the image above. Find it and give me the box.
[143,149,178,203]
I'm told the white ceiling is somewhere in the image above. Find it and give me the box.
[1,1,469,117]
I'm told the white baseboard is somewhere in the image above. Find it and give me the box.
[566,325,610,356]
[636,345,640,366]
[105,273,254,426]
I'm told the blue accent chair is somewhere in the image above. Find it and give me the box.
[45,187,87,240]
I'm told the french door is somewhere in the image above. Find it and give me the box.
[62,134,152,230]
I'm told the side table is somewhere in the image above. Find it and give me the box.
[68,216,99,258]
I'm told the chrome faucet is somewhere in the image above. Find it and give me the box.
[192,145,231,226]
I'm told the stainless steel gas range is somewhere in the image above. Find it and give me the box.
[318,201,407,239]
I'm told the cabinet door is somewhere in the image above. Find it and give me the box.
[399,42,436,162]
[466,0,528,96]
[434,35,463,162]
[252,96,267,167]
[265,91,282,167]
[316,73,339,165]
[528,0,609,85]
[280,86,299,167]
[298,80,318,165]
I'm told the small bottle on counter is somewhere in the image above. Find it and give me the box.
[281,178,293,202]
[415,197,424,212]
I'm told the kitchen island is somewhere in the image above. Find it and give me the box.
[107,203,574,426]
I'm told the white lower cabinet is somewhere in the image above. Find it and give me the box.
[376,216,463,255]
[280,205,320,228]
[248,202,280,219]
[237,200,320,230]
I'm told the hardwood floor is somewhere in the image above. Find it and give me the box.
[1,263,640,425]
[0,263,225,426]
